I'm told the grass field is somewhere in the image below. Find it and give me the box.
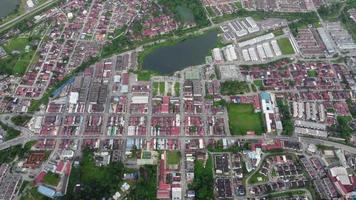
[1,36,37,75]
[159,82,165,95]
[277,38,295,55]
[174,82,180,96]
[167,150,181,165]
[43,172,60,186]
[307,70,318,77]
[136,70,157,81]
[248,172,268,184]
[228,104,264,135]
[254,80,263,89]
[153,82,159,96]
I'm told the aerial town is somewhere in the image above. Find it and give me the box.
[0,0,356,200]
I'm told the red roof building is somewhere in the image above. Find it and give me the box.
[34,171,46,186]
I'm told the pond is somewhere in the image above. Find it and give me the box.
[0,0,21,19]
[142,31,218,74]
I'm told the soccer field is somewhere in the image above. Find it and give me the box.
[277,38,295,55]
[227,104,264,135]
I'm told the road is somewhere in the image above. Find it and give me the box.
[299,137,356,154]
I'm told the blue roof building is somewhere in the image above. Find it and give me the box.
[37,185,63,199]
[260,91,271,101]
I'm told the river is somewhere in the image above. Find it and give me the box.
[142,31,218,74]
[0,0,21,19]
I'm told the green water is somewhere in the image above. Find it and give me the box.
[143,31,217,74]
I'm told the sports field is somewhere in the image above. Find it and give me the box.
[227,104,264,135]
[277,38,295,55]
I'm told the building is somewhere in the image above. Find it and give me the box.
[260,92,275,133]
[0,164,23,200]
[37,185,63,198]
[23,151,46,169]
[172,187,182,200]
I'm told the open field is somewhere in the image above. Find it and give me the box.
[277,38,295,55]
[0,36,37,75]
[167,150,181,165]
[228,104,264,135]
[43,172,60,186]
[249,172,268,184]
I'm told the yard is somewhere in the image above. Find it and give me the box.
[159,82,165,95]
[277,38,295,55]
[43,172,60,186]
[167,150,181,165]
[227,104,264,135]
[253,80,264,90]
[307,70,318,77]
[136,70,157,81]
[248,172,268,184]
[174,82,180,96]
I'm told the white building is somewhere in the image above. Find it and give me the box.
[212,48,223,62]
[172,187,182,200]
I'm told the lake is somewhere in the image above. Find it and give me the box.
[142,31,218,74]
[0,0,20,19]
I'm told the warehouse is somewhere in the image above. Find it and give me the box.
[131,96,149,104]
[212,48,224,62]
[270,40,282,56]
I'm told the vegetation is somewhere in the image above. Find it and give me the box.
[213,99,227,107]
[317,2,343,21]
[0,121,21,141]
[254,80,264,90]
[220,80,250,95]
[43,172,60,186]
[337,0,356,41]
[316,144,335,151]
[159,82,165,95]
[346,99,356,118]
[307,70,318,77]
[153,82,159,96]
[166,150,181,165]
[251,84,257,92]
[158,0,210,27]
[277,100,294,136]
[20,187,51,200]
[128,165,157,200]
[190,155,214,200]
[11,115,32,126]
[0,141,35,163]
[207,140,251,153]
[266,190,306,199]
[248,172,268,184]
[65,149,126,199]
[176,6,195,24]
[277,38,295,55]
[336,116,353,139]
[136,70,157,81]
[174,82,180,96]
[0,36,38,75]
[227,104,264,135]
[273,29,284,36]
